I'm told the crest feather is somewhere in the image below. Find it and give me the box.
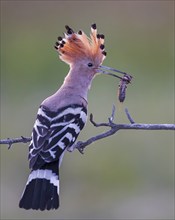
[54,24,106,65]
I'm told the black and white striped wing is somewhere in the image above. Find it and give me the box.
[29,104,87,169]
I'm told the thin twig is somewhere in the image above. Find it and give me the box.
[89,113,110,127]
[0,108,174,153]
[108,104,116,123]
[125,108,135,124]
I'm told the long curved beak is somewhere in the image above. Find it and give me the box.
[97,65,132,82]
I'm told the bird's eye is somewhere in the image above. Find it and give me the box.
[88,63,93,67]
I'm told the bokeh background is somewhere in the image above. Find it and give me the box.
[0,1,174,219]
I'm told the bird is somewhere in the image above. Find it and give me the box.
[19,23,125,211]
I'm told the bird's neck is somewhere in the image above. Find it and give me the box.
[42,66,94,111]
[61,67,94,100]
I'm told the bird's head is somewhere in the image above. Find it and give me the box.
[55,24,132,81]
[54,24,106,75]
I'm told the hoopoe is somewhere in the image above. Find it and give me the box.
[19,23,127,210]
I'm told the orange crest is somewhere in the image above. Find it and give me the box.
[54,24,106,65]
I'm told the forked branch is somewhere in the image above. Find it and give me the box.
[71,107,175,153]
[0,107,174,153]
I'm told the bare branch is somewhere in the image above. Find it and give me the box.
[0,136,31,149]
[73,122,175,154]
[68,107,175,153]
[0,108,174,153]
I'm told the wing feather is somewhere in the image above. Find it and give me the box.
[29,105,87,169]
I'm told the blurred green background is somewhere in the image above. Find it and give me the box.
[0,1,174,219]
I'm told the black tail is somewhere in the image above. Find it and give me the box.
[19,162,59,210]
